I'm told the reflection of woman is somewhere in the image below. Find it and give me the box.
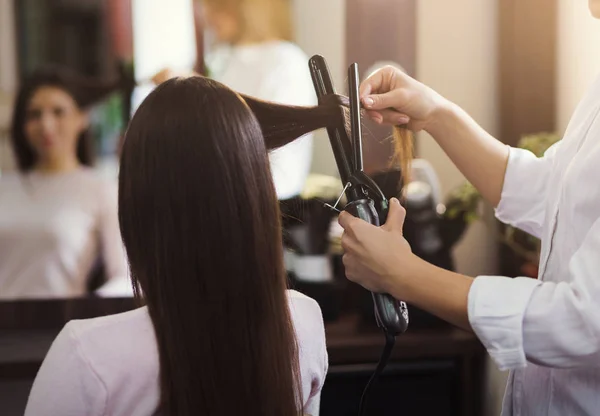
[155,0,316,200]
[25,77,328,416]
[0,67,129,299]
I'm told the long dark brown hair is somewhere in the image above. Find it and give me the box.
[10,65,121,172]
[119,77,304,416]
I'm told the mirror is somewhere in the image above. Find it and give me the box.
[0,0,135,302]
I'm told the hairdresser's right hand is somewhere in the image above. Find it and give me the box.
[360,66,448,132]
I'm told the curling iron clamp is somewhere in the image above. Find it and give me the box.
[308,55,409,336]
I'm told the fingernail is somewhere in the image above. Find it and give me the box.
[364,97,374,107]
[394,116,409,125]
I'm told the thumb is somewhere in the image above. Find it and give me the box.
[362,88,408,111]
[382,198,406,233]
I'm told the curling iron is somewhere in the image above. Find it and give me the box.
[308,55,409,336]
[309,55,409,415]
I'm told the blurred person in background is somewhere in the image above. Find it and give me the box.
[0,66,131,299]
[153,0,316,200]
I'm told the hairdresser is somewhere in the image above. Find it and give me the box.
[153,0,315,200]
[338,2,600,414]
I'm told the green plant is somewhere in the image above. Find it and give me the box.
[518,132,561,157]
[445,181,481,224]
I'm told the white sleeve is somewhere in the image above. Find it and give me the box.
[495,141,561,238]
[95,181,133,297]
[469,217,600,370]
[25,323,107,416]
[257,54,317,200]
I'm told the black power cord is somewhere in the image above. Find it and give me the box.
[358,330,396,416]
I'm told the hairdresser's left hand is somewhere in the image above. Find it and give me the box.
[338,198,416,295]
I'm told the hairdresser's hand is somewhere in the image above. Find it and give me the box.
[360,66,447,132]
[338,198,416,295]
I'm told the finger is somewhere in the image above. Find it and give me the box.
[364,110,383,124]
[360,82,373,98]
[382,198,407,233]
[338,211,360,232]
[342,254,359,282]
[370,109,410,125]
[359,71,382,98]
[341,232,358,253]
[359,66,396,97]
[362,88,410,112]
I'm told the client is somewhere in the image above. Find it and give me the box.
[24,77,329,416]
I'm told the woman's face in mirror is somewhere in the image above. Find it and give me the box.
[203,4,239,44]
[24,86,86,165]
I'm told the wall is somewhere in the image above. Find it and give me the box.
[556,0,600,132]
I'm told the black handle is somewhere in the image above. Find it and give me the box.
[344,199,409,335]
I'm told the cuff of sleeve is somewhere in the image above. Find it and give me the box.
[494,147,545,237]
[468,275,542,370]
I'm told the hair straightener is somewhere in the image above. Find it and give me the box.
[308,55,409,415]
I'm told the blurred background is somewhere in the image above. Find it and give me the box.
[1,0,600,415]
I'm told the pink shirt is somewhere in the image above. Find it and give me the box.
[0,168,131,299]
[24,290,328,416]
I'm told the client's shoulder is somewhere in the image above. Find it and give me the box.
[286,289,321,312]
[64,307,156,366]
[286,290,326,339]
[68,306,150,334]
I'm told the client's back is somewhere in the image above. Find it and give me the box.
[25,77,328,416]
